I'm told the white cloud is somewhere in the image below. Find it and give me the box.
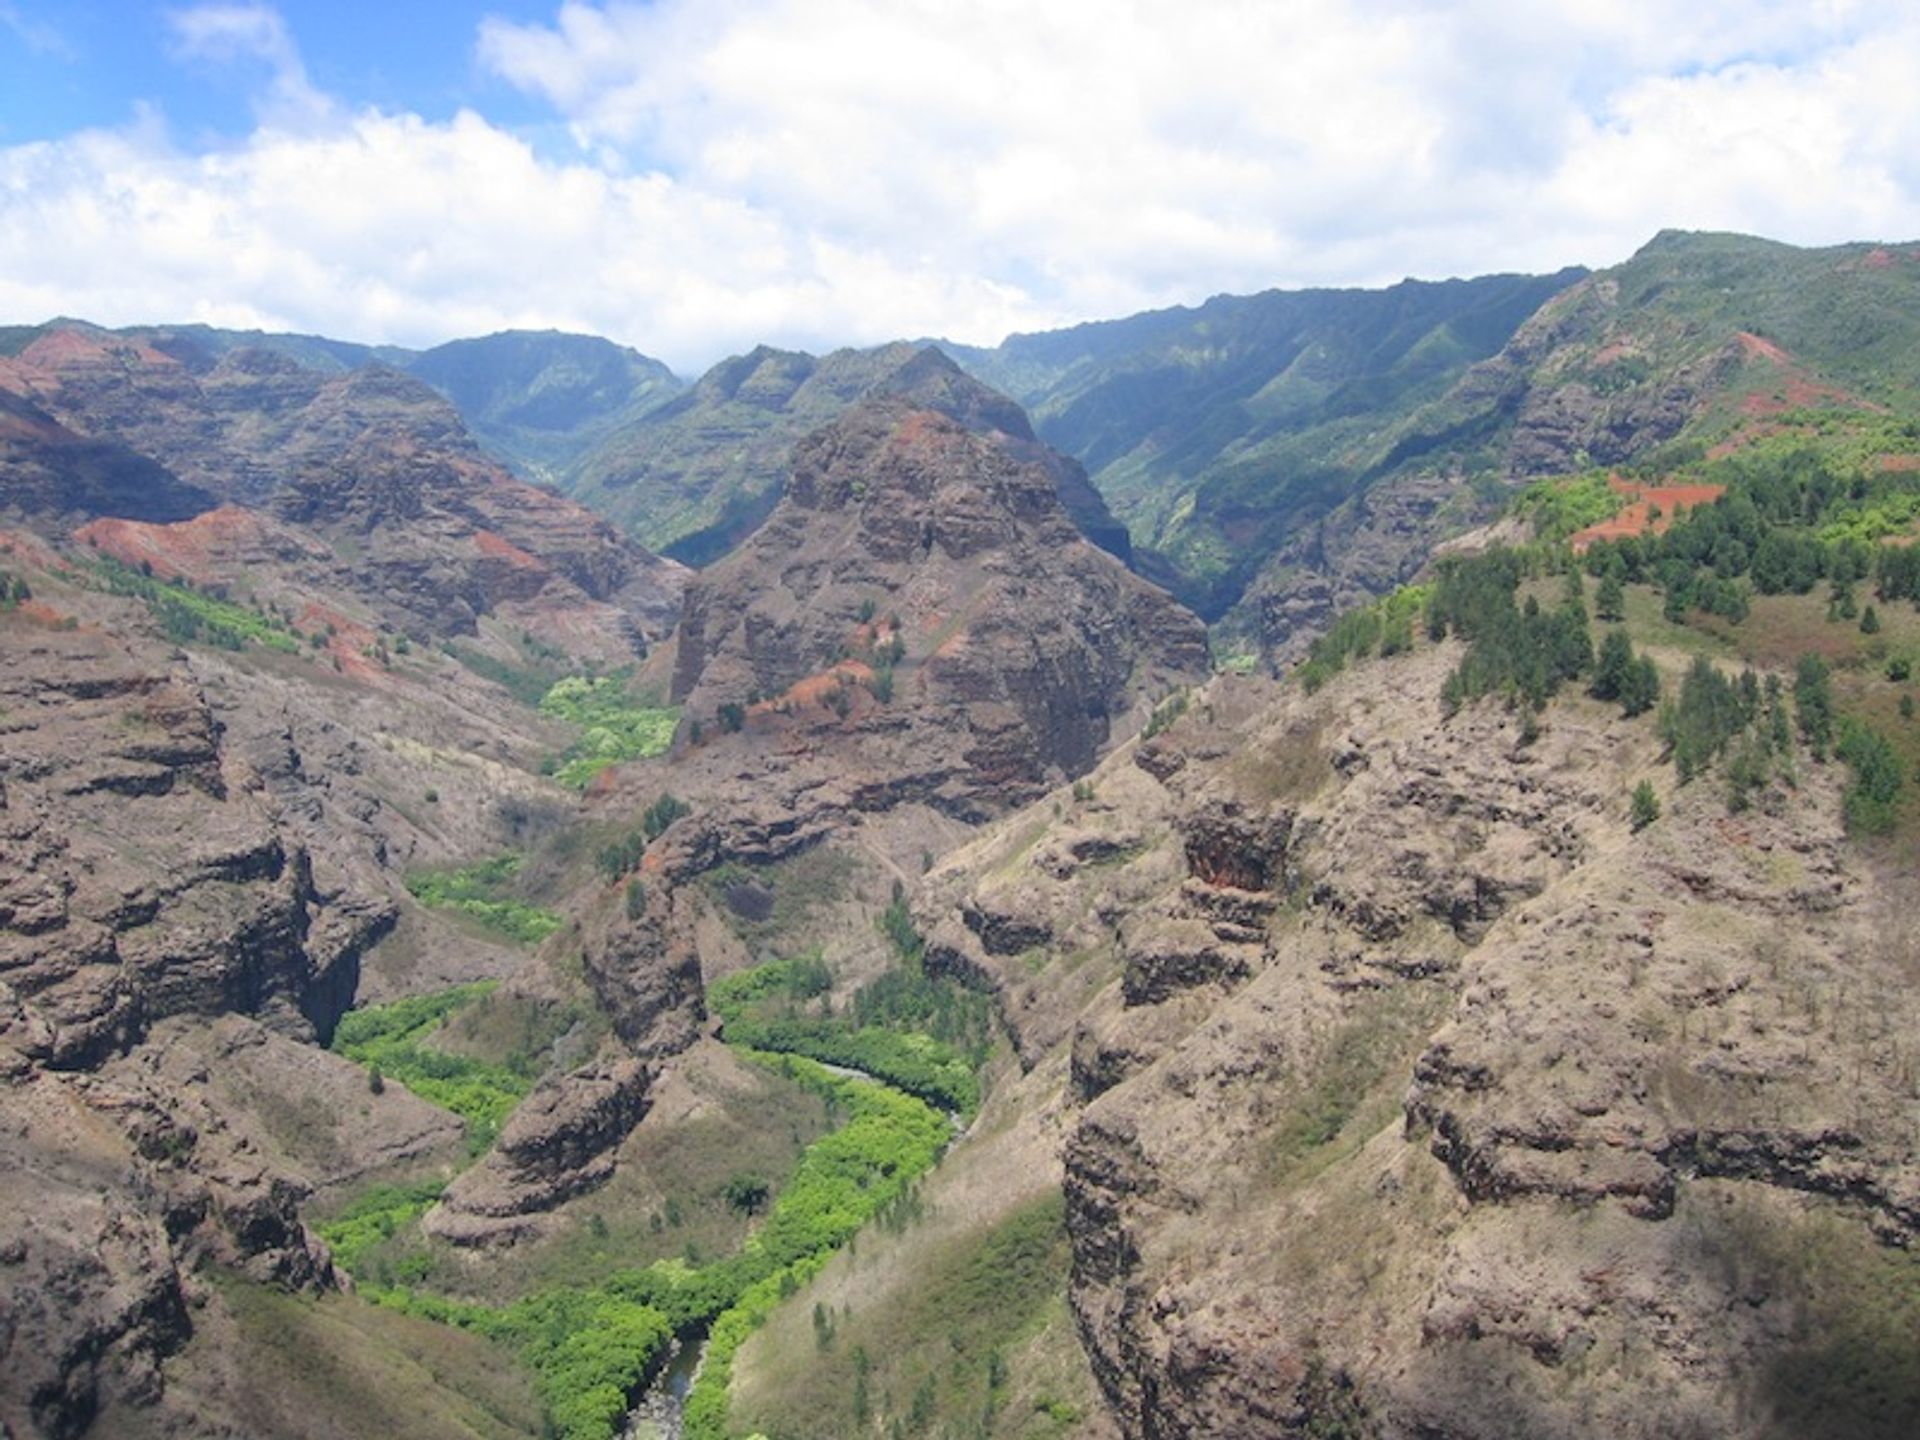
[166,3,333,130]
[1,1,1919,370]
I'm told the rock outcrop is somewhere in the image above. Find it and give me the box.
[566,340,1134,567]
[426,1057,654,1246]
[671,351,1207,820]
[0,622,403,1436]
[920,641,1920,1439]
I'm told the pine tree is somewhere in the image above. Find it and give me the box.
[1795,655,1834,759]
[1591,629,1635,701]
[1631,780,1661,831]
[1595,569,1626,622]
[1621,655,1661,717]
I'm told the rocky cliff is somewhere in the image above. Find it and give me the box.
[0,323,685,649]
[917,636,1920,1438]
[563,341,1133,567]
[669,351,1207,820]
[0,619,398,1437]
[0,319,703,1434]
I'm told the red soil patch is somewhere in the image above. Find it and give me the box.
[1737,331,1791,365]
[19,328,176,371]
[1740,372,1857,417]
[1732,331,1868,417]
[1878,454,1920,473]
[472,529,544,570]
[0,329,179,399]
[754,661,875,716]
[0,400,70,443]
[0,528,63,572]
[295,601,385,684]
[1592,339,1639,365]
[10,600,80,629]
[1862,248,1897,270]
[73,505,271,585]
[1570,475,1727,553]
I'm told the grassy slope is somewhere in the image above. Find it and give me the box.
[731,1193,1087,1440]
[114,1280,545,1440]
[954,233,1920,637]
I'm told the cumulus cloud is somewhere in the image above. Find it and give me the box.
[2,1,1919,370]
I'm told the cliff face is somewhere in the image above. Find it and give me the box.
[0,623,397,1438]
[0,324,685,650]
[0,323,706,1435]
[0,627,386,1067]
[670,353,1208,819]
[919,644,1919,1439]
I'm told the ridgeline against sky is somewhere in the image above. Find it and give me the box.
[3,1,1920,370]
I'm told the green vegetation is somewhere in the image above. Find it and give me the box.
[679,1057,950,1440]
[365,1057,947,1440]
[1838,720,1904,835]
[592,794,689,882]
[1590,628,1662,715]
[1428,551,1591,712]
[707,899,993,1117]
[383,1286,675,1440]
[1631,780,1662,831]
[0,568,30,607]
[962,264,1583,621]
[539,675,679,788]
[1658,656,1763,784]
[316,1180,447,1275]
[731,1194,1077,1440]
[1575,438,1920,625]
[91,558,300,652]
[404,854,563,946]
[1358,419,1920,842]
[330,984,532,1149]
[1516,471,1625,540]
[1296,584,1428,692]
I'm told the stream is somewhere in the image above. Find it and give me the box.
[616,1053,961,1436]
[621,1334,705,1440]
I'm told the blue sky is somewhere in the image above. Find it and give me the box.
[0,3,559,142]
[1,2,1917,372]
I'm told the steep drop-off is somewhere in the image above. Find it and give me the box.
[907,631,1919,1438]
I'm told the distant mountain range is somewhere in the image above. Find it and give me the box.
[12,230,1920,664]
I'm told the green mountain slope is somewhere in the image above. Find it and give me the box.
[561,343,926,565]
[404,331,684,486]
[950,233,1920,662]
[949,267,1589,617]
